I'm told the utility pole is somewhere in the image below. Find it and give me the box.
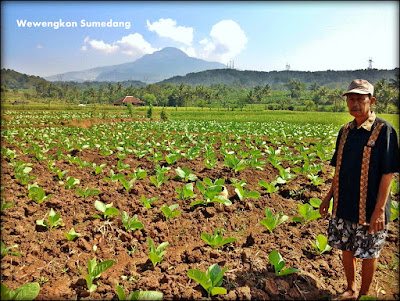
[368,57,373,70]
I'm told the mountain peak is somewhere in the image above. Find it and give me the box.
[151,47,188,58]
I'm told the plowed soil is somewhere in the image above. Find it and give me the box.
[1,122,399,300]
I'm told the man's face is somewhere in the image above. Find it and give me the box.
[346,93,375,119]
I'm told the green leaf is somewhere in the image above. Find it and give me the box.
[92,260,114,279]
[210,286,227,296]
[278,267,299,276]
[94,200,106,213]
[116,285,126,300]
[187,269,211,292]
[9,282,40,300]
[64,228,81,241]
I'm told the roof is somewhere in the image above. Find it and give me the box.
[113,96,145,105]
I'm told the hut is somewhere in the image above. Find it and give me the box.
[113,96,145,106]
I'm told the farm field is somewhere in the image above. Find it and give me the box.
[1,110,399,300]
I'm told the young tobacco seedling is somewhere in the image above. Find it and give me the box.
[258,180,279,193]
[310,234,332,255]
[85,257,114,293]
[92,163,107,175]
[92,200,119,220]
[104,169,124,182]
[1,201,14,211]
[119,177,136,192]
[391,200,399,221]
[160,204,181,221]
[64,228,82,241]
[292,203,321,223]
[59,176,80,189]
[121,211,143,231]
[201,228,237,249]
[232,181,260,201]
[175,182,197,200]
[260,208,289,233]
[27,183,53,204]
[174,167,198,182]
[1,282,40,300]
[147,238,169,267]
[224,154,246,173]
[191,179,231,207]
[36,208,65,230]
[187,263,228,297]
[76,187,100,198]
[268,250,298,276]
[307,173,324,186]
[140,196,159,209]
[116,284,163,300]
[1,241,21,257]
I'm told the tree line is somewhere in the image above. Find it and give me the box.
[1,68,398,113]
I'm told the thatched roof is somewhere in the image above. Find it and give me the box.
[113,96,145,106]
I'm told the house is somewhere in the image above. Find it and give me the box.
[12,100,29,105]
[113,96,145,106]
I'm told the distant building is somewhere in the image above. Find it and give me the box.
[113,96,145,106]
[12,100,29,105]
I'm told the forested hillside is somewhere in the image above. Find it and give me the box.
[159,68,399,89]
[1,69,146,91]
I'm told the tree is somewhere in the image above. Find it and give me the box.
[285,80,304,99]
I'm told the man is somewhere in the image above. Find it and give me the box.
[319,79,399,300]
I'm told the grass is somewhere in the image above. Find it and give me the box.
[1,104,398,131]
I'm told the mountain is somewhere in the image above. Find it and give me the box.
[45,47,226,83]
[157,68,399,89]
[1,68,47,89]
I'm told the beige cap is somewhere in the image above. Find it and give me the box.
[343,79,374,96]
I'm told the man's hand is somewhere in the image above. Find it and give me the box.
[369,207,385,234]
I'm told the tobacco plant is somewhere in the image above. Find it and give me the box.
[260,208,289,233]
[27,183,53,204]
[258,180,279,193]
[92,163,107,175]
[201,228,237,249]
[232,180,260,201]
[59,176,80,189]
[64,228,81,241]
[292,203,321,223]
[121,212,143,231]
[76,187,100,198]
[140,196,159,209]
[174,167,198,182]
[161,204,181,221]
[116,285,163,300]
[187,263,228,297]
[1,241,21,257]
[175,183,196,200]
[12,160,36,185]
[1,282,40,300]
[104,169,124,182]
[268,250,298,276]
[147,238,169,267]
[191,178,231,206]
[310,234,332,255]
[224,153,246,173]
[391,200,399,221]
[92,200,119,220]
[85,257,114,293]
[36,208,65,230]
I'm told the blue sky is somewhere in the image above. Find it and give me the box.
[1,1,398,77]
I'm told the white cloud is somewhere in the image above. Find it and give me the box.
[115,33,158,57]
[81,33,157,59]
[36,44,43,49]
[87,39,119,54]
[147,18,193,46]
[198,20,248,64]
[179,46,196,58]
